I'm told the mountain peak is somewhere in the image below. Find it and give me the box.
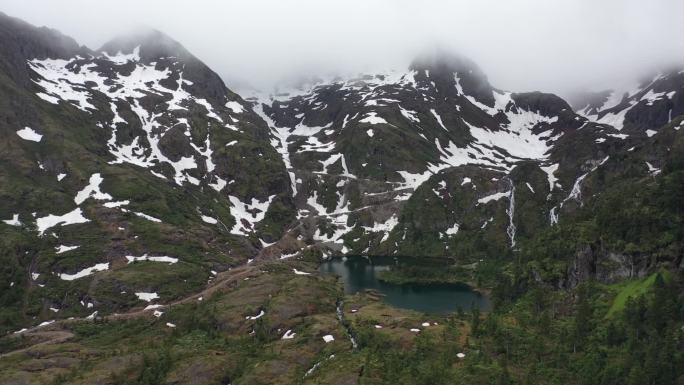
[410,50,485,79]
[410,49,495,105]
[98,27,233,102]
[0,11,86,59]
[99,28,192,62]
[0,11,90,86]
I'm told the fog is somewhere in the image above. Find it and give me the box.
[3,0,684,98]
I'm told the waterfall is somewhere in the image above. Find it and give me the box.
[506,180,516,248]
[336,301,358,349]
[304,354,336,378]
[549,206,559,225]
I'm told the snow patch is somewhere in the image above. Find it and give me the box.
[126,255,178,264]
[55,245,79,254]
[36,208,90,235]
[135,292,159,302]
[201,215,218,224]
[430,109,448,130]
[16,127,43,142]
[2,214,21,226]
[228,195,275,236]
[246,310,265,320]
[282,329,296,339]
[645,162,661,176]
[477,191,510,205]
[362,215,399,243]
[445,223,460,236]
[359,112,388,125]
[133,212,162,222]
[540,163,559,192]
[74,173,112,205]
[322,334,335,343]
[225,101,245,113]
[59,263,109,281]
[103,200,129,208]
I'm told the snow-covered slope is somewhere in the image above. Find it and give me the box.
[576,70,684,136]
[251,53,638,257]
[0,13,293,330]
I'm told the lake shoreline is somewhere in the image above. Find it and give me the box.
[320,255,491,313]
[375,268,494,296]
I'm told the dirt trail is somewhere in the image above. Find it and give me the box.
[0,330,74,359]
[0,265,257,359]
[107,264,256,321]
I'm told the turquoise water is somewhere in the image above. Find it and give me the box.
[320,256,490,314]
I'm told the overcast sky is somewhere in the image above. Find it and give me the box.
[3,0,684,97]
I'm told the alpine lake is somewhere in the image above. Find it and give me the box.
[320,255,490,314]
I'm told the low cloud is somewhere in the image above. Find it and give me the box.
[4,0,684,97]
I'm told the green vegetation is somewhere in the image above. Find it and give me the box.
[2,256,681,384]
[377,265,470,285]
[374,257,503,290]
[1,14,683,384]
[327,269,684,385]
[2,133,682,383]
[607,272,665,316]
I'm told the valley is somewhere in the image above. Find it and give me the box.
[0,9,683,384]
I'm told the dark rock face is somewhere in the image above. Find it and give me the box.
[561,246,652,289]
[0,12,89,87]
[579,70,684,136]
[410,51,495,104]
[567,89,615,115]
[511,92,574,121]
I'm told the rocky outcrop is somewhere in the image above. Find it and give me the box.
[560,246,654,289]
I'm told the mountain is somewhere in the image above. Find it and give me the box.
[1,13,683,385]
[0,12,295,331]
[252,51,681,274]
[575,69,684,136]
[0,12,88,87]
